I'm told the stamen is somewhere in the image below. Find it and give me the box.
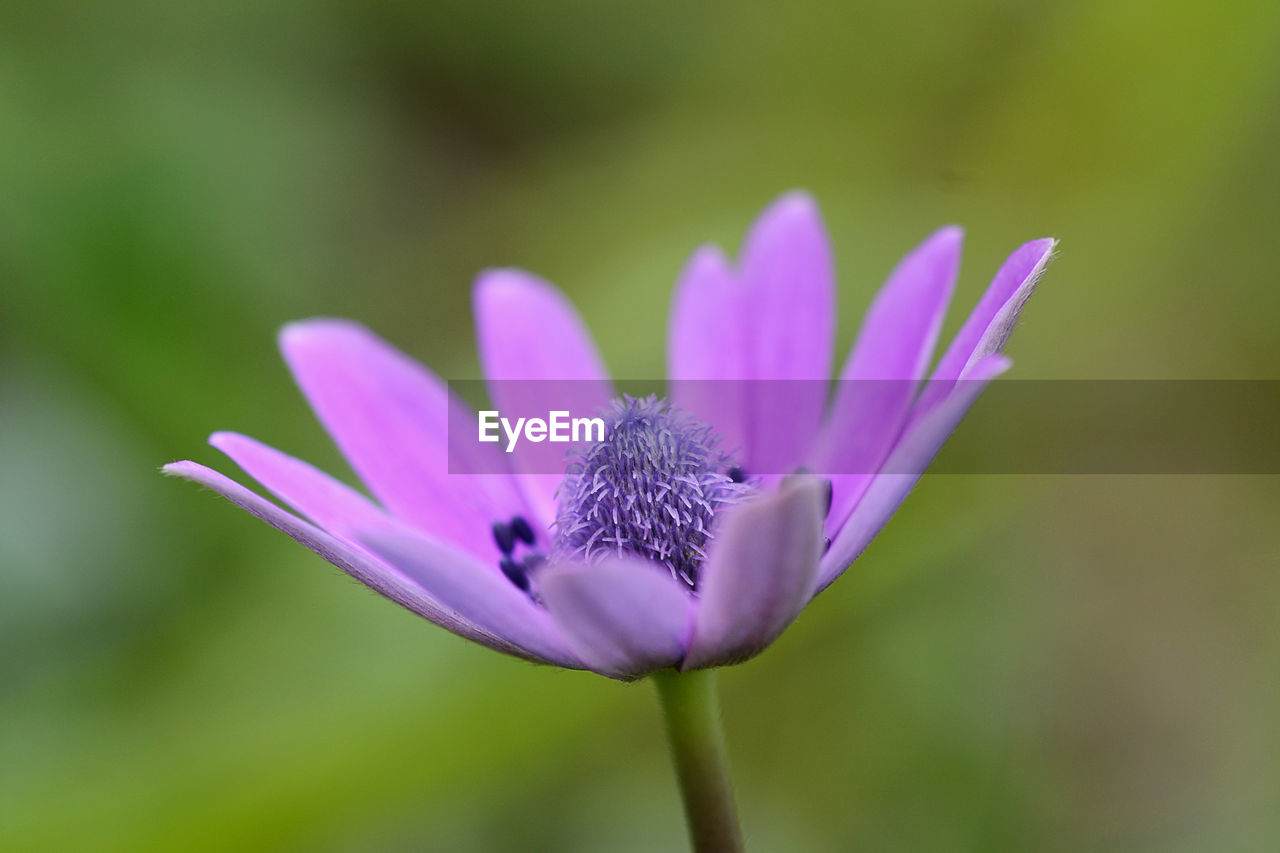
[727,466,747,484]
[555,395,750,588]
[492,521,515,554]
[821,479,833,516]
[499,555,531,592]
[510,515,535,546]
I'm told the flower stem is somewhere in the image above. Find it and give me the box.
[653,668,745,853]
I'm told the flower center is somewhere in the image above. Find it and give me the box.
[553,395,749,588]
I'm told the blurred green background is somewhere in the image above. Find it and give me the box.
[3,1,1280,850]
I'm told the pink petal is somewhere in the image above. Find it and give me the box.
[839,226,963,382]
[473,269,614,524]
[916,237,1056,416]
[357,528,582,669]
[162,461,537,661]
[815,354,1011,593]
[811,227,963,528]
[667,245,749,456]
[209,431,390,538]
[738,192,836,474]
[538,556,694,680]
[279,319,528,561]
[683,477,826,670]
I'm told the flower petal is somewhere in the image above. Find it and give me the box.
[538,557,694,680]
[667,245,749,456]
[916,237,1056,416]
[473,267,612,384]
[209,431,390,538]
[840,226,963,382]
[682,477,826,670]
[738,192,836,473]
[473,268,614,523]
[279,319,528,560]
[162,460,536,660]
[357,528,582,669]
[811,226,963,527]
[815,354,1011,593]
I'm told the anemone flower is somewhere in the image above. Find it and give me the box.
[165,192,1054,852]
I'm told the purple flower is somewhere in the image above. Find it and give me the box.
[165,192,1054,680]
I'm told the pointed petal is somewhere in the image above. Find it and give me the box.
[840,226,963,382]
[815,354,1011,593]
[738,192,835,473]
[667,194,835,474]
[811,227,964,526]
[162,461,536,660]
[916,237,1056,415]
[473,267,612,384]
[473,269,614,522]
[538,557,694,680]
[683,477,826,670]
[209,431,389,537]
[668,245,741,381]
[279,319,527,559]
[667,245,749,455]
[358,529,582,669]
[740,193,836,382]
[732,189,829,473]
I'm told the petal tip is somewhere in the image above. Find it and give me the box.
[1021,236,1059,266]
[474,267,551,302]
[928,224,965,251]
[778,187,817,206]
[207,430,241,450]
[774,473,829,521]
[278,317,368,358]
[686,242,731,269]
[161,459,209,482]
[673,244,734,297]
[757,189,823,231]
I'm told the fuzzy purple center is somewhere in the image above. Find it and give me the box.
[553,395,749,588]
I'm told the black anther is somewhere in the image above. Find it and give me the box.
[499,556,531,592]
[727,466,746,484]
[823,537,832,554]
[510,515,535,545]
[822,479,833,516]
[492,521,515,554]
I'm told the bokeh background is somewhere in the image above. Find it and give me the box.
[4,1,1280,850]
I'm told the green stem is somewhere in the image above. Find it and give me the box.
[653,668,745,853]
